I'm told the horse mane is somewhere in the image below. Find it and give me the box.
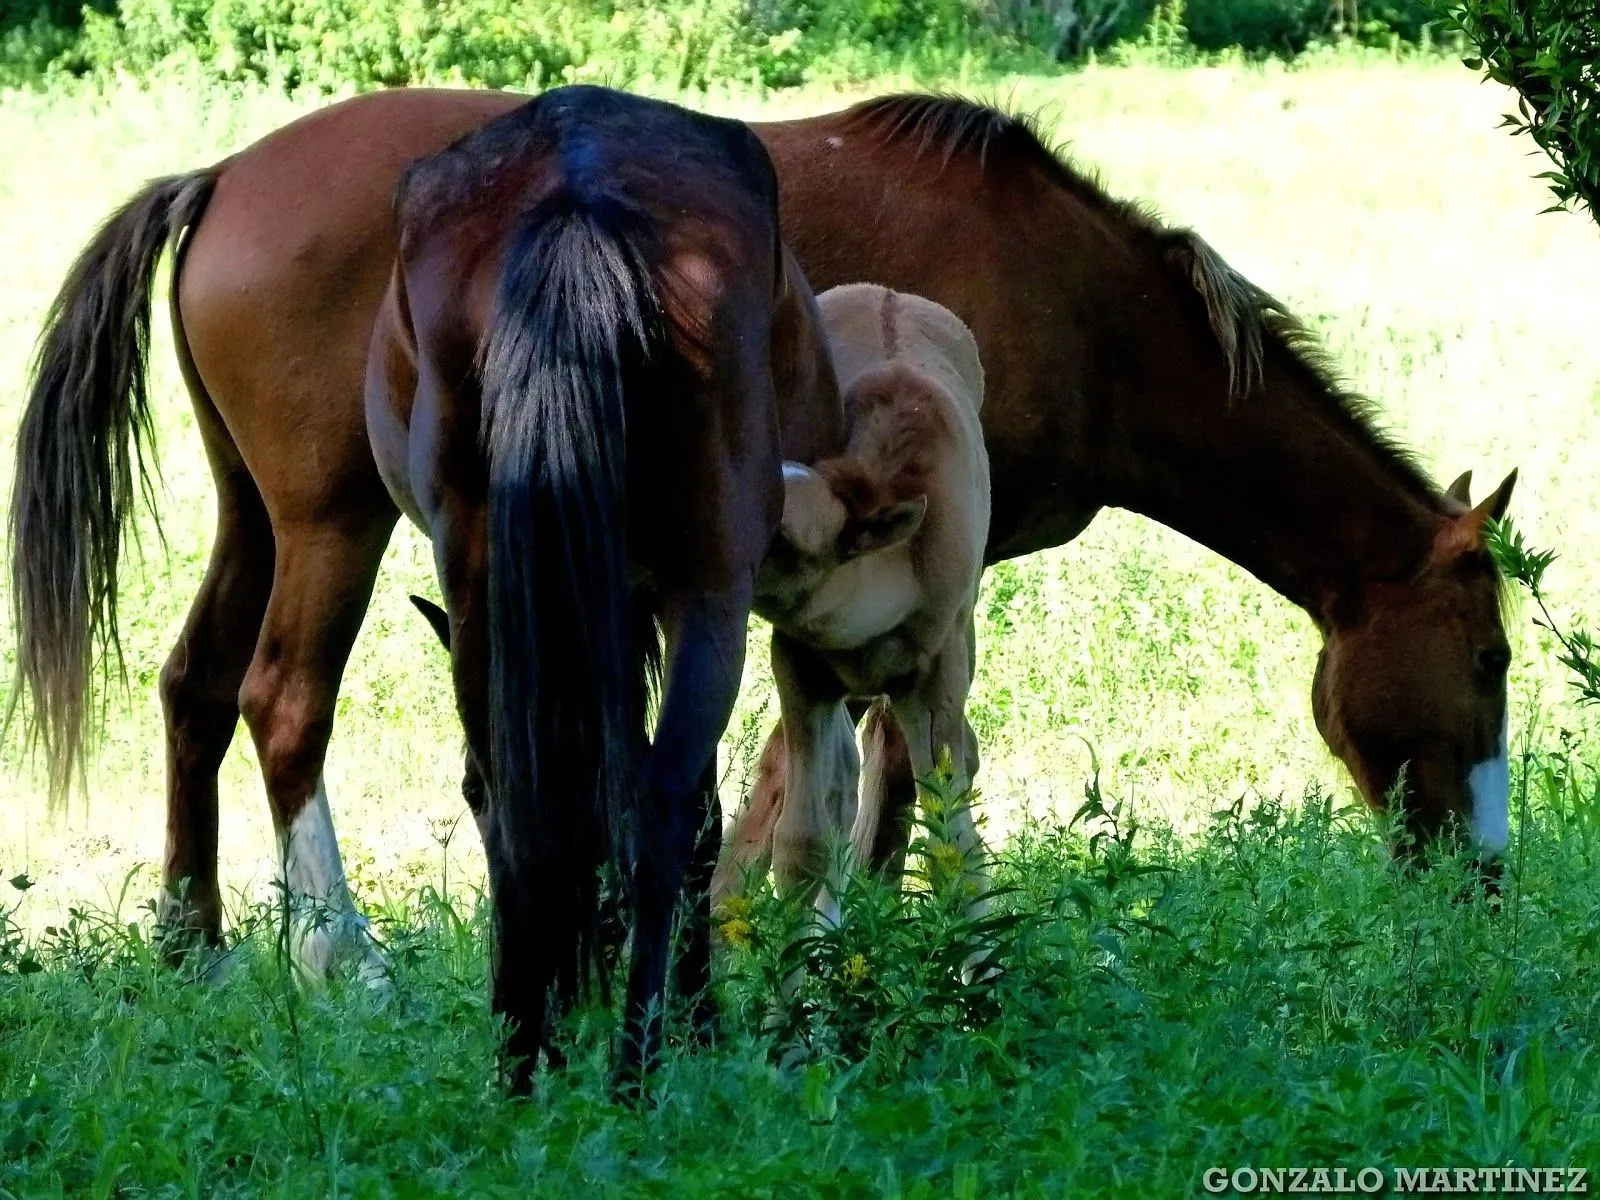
[844,93,1441,506]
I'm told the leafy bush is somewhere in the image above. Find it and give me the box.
[990,0,1152,60]
[1184,0,1319,52]
[0,0,1468,88]
[0,0,105,81]
[1442,0,1600,222]
[76,0,813,91]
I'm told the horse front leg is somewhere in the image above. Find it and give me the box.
[617,587,751,1092]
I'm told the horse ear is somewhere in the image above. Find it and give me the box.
[1480,468,1517,523]
[1433,469,1517,559]
[409,594,452,651]
[1443,470,1473,512]
[841,495,926,561]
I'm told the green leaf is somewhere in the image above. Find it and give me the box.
[7,873,32,892]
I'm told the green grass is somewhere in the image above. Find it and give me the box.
[4,57,1600,1193]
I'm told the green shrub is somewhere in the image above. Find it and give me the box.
[991,0,1155,59]
[1184,0,1319,52]
[1442,0,1600,223]
[0,0,1472,90]
[76,0,810,91]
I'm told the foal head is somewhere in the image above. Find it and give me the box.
[1311,471,1517,862]
[757,457,927,615]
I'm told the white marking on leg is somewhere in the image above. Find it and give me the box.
[280,778,391,992]
[1467,712,1510,856]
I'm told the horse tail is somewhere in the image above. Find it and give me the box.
[479,192,661,1023]
[7,169,218,806]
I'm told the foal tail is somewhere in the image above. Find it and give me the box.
[7,170,217,806]
[479,192,661,1027]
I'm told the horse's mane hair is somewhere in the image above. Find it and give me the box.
[843,93,1441,505]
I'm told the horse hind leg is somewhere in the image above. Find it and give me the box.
[157,352,274,976]
[237,515,396,990]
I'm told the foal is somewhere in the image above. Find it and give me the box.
[749,284,991,926]
[363,86,841,1088]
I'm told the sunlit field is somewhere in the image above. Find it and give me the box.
[3,58,1599,1194]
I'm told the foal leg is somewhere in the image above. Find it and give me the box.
[890,621,994,976]
[237,516,396,989]
[769,633,856,921]
[709,720,786,907]
[158,424,274,963]
[851,698,918,883]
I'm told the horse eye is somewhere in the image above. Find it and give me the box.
[1475,645,1511,682]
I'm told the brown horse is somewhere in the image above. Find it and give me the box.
[9,90,1516,992]
[359,85,841,1085]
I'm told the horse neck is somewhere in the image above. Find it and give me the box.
[1100,345,1446,627]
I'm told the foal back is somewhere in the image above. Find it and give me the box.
[807,283,989,677]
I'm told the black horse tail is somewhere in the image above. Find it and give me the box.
[7,170,217,806]
[479,191,661,1048]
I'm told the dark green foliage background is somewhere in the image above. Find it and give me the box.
[0,0,1457,89]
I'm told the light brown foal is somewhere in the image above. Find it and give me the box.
[744,284,991,927]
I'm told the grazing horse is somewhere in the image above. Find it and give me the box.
[724,284,991,931]
[9,91,1516,994]
[359,86,842,1085]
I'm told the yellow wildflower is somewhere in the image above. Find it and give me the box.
[929,842,965,883]
[715,895,752,922]
[841,953,868,986]
[718,917,754,950]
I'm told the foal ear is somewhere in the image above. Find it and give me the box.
[842,495,927,560]
[409,594,452,652]
[1434,469,1518,559]
[1443,470,1473,513]
[779,461,837,556]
